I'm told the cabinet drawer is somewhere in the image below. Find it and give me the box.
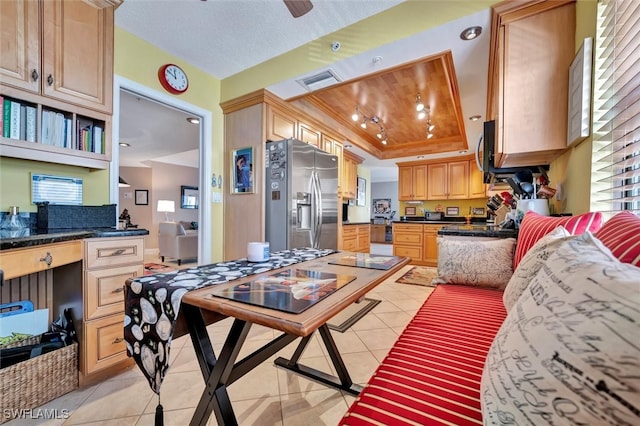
[342,227,357,237]
[393,245,422,260]
[393,233,423,245]
[84,314,129,374]
[393,224,423,233]
[85,237,144,269]
[343,238,357,251]
[0,240,82,280]
[85,264,144,320]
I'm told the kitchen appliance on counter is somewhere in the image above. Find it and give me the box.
[265,139,338,251]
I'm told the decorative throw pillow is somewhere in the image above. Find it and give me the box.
[481,232,640,425]
[434,237,516,289]
[502,226,571,312]
[513,211,603,269]
[595,211,640,266]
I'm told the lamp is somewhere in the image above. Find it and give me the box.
[118,177,130,188]
[157,200,175,221]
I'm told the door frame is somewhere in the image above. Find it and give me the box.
[110,75,212,263]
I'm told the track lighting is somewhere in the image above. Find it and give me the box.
[415,93,425,112]
[351,106,387,145]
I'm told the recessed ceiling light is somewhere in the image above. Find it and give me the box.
[460,26,482,41]
[186,117,200,124]
[372,56,382,65]
[469,114,482,121]
[119,142,130,147]
[458,150,467,154]
[344,144,353,149]
[417,155,425,159]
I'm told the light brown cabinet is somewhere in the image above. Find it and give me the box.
[321,135,344,196]
[398,164,427,200]
[487,0,575,167]
[0,0,114,169]
[343,150,362,200]
[393,223,443,266]
[342,224,370,253]
[370,224,386,243]
[468,159,486,198]
[82,237,144,377]
[427,160,469,200]
[266,105,296,141]
[298,121,321,147]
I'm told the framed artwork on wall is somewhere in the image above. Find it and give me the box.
[181,185,198,209]
[135,190,148,205]
[356,177,366,206]
[231,147,254,194]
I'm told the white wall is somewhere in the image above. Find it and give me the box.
[371,181,399,220]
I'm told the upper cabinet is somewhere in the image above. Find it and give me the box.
[427,160,468,200]
[266,105,296,141]
[486,0,576,168]
[321,135,344,196]
[0,0,114,169]
[297,121,321,147]
[398,164,427,201]
[1,0,114,114]
[342,150,362,200]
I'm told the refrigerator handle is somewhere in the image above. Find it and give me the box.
[314,172,323,247]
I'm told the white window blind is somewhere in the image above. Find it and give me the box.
[591,0,640,217]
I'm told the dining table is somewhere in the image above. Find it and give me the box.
[124,248,408,426]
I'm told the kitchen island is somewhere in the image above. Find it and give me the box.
[438,224,517,239]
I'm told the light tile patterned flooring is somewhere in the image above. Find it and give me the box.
[7,248,431,426]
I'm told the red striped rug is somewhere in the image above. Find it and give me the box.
[340,284,507,425]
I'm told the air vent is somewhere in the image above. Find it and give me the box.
[297,69,341,92]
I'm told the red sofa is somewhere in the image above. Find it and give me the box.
[340,211,640,425]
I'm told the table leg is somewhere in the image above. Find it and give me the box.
[183,305,251,426]
[274,324,363,395]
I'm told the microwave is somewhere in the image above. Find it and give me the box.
[475,120,548,184]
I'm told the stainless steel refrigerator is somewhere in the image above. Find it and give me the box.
[265,139,338,251]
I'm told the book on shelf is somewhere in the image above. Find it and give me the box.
[2,98,10,138]
[9,100,20,140]
[0,96,3,137]
[93,126,103,154]
[25,106,36,142]
[19,105,26,141]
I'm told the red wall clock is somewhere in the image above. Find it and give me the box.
[158,64,189,94]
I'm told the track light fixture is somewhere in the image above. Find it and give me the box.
[351,106,388,145]
[415,93,425,112]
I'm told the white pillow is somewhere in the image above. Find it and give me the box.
[502,226,571,312]
[434,237,516,289]
[481,232,640,425]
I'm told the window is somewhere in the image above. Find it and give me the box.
[591,0,640,218]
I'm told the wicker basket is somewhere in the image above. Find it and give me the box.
[0,341,78,424]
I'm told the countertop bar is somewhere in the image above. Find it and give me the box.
[0,227,150,250]
[438,224,517,239]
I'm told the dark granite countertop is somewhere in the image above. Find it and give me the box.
[437,224,517,239]
[0,227,150,250]
[393,220,463,225]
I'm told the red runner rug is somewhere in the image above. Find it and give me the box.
[340,284,507,425]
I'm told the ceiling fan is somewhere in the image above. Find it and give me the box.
[283,0,313,18]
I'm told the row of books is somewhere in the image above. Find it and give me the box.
[1,97,36,142]
[1,96,104,154]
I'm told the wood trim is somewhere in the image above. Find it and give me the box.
[396,154,474,167]
[343,149,364,164]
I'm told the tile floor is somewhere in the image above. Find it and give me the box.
[7,251,431,426]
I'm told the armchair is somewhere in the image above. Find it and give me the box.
[158,222,198,266]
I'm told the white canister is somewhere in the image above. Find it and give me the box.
[247,242,270,262]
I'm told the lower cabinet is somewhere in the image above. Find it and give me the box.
[393,223,443,266]
[82,236,144,381]
[342,224,370,253]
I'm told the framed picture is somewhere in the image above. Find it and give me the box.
[472,207,485,216]
[446,206,459,216]
[135,189,148,205]
[231,147,254,194]
[356,177,366,206]
[181,185,199,209]
[373,198,392,214]
[404,206,416,216]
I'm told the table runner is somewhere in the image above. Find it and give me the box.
[124,248,334,393]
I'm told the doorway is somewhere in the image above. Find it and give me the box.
[110,76,212,263]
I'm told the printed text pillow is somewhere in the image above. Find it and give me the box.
[434,237,515,289]
[502,226,571,312]
[481,232,640,424]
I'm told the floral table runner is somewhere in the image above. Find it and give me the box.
[124,248,334,394]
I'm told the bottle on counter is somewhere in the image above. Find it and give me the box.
[0,206,28,230]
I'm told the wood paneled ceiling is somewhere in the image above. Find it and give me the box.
[291,51,468,160]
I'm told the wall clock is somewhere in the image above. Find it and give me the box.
[158,64,189,94]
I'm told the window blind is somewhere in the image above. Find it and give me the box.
[591,0,640,217]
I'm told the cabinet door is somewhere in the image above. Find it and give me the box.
[468,160,486,198]
[42,0,114,113]
[298,121,321,147]
[427,163,447,200]
[343,156,357,199]
[423,226,440,266]
[413,165,428,199]
[447,160,469,199]
[0,0,40,93]
[322,135,343,195]
[266,105,296,141]
[398,166,414,200]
